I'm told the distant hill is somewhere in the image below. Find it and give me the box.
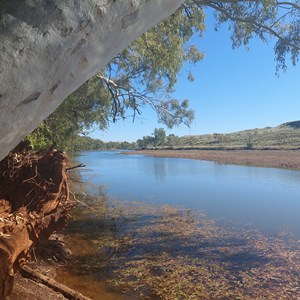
[280,121,300,129]
[172,121,300,150]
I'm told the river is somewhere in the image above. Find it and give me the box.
[72,150,300,236]
[56,150,300,299]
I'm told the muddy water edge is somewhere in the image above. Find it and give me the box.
[55,176,142,300]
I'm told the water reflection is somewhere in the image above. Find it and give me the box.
[71,151,300,237]
[153,159,166,181]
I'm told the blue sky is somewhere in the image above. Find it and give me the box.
[90,10,300,142]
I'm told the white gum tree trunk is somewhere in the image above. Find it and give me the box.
[0,0,183,160]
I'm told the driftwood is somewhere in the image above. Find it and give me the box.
[66,163,86,171]
[20,265,92,300]
[0,149,75,299]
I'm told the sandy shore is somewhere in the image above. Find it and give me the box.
[126,149,300,170]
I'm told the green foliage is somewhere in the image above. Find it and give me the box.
[28,78,112,150]
[246,134,254,149]
[27,121,53,150]
[166,134,179,147]
[55,135,136,151]
[102,3,205,127]
[246,141,253,149]
[137,128,169,149]
[153,128,166,147]
[69,136,105,151]
[27,1,300,150]
[137,135,155,150]
[203,0,300,71]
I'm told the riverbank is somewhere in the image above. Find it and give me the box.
[126,149,300,170]
[0,149,93,300]
[7,233,92,300]
[8,264,67,300]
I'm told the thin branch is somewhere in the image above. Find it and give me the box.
[277,1,300,10]
[195,0,300,9]
[270,10,292,28]
[96,75,119,90]
[200,1,300,51]
[66,163,86,171]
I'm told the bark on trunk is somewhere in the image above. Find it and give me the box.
[0,0,183,161]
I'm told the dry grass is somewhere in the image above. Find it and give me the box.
[174,123,300,150]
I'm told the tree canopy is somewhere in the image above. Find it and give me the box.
[26,0,300,150]
[137,128,179,149]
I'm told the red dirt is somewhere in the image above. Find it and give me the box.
[127,149,300,170]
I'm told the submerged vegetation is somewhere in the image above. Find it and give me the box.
[57,188,300,300]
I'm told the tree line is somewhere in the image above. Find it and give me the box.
[26,126,172,152]
[137,128,178,149]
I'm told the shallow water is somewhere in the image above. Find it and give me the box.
[56,193,142,300]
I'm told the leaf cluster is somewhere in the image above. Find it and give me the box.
[28,78,112,150]
[100,3,205,127]
[199,0,300,71]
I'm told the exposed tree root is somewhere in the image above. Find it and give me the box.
[0,148,75,299]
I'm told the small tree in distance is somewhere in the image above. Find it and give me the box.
[137,128,168,149]
[153,128,167,148]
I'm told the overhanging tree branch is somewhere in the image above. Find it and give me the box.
[194,0,300,51]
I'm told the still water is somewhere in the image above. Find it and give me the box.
[72,150,300,237]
